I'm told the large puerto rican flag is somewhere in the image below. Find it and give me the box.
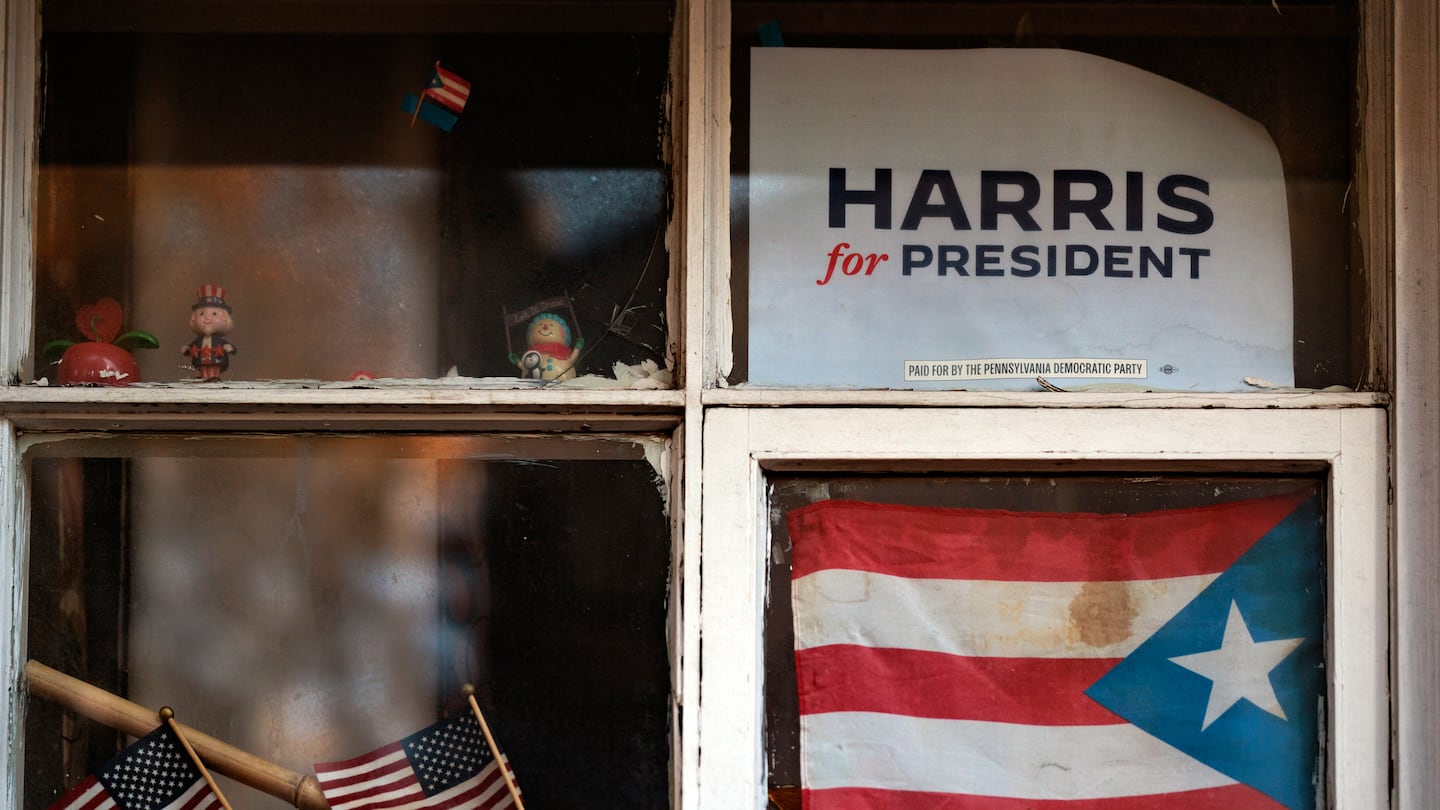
[787,491,1324,809]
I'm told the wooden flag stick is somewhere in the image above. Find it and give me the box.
[160,706,235,810]
[462,684,526,810]
[409,60,438,128]
[24,660,331,810]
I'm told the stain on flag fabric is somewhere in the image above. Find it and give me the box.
[314,711,520,810]
[787,491,1323,809]
[48,724,223,810]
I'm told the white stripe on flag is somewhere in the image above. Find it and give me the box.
[801,711,1236,800]
[794,569,1216,658]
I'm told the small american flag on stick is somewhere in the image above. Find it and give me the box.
[314,711,521,810]
[48,723,224,810]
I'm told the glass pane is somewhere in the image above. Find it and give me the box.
[25,434,671,809]
[33,3,672,388]
[731,1,1357,391]
[764,474,1325,808]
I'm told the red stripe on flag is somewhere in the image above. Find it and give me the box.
[788,492,1308,582]
[796,645,1125,725]
[802,783,1282,809]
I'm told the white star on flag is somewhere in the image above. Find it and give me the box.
[1169,600,1305,730]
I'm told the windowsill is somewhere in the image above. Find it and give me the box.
[704,386,1386,409]
[0,382,685,432]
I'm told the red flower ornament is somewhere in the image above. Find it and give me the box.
[42,298,159,386]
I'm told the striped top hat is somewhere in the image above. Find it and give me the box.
[192,284,231,311]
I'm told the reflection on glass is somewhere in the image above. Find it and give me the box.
[26,436,671,809]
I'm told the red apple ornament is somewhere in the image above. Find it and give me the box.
[42,298,159,386]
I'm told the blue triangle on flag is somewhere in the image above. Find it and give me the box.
[1085,494,1324,810]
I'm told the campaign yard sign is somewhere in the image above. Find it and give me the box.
[748,48,1294,390]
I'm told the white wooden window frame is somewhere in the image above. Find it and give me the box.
[698,406,1388,809]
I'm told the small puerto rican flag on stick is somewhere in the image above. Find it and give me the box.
[426,62,471,113]
[405,61,470,132]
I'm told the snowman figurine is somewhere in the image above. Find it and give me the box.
[515,312,582,381]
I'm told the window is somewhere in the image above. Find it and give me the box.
[701,407,1387,808]
[35,1,672,386]
[2,0,1431,808]
[5,1,686,808]
[24,435,672,808]
[726,1,1362,391]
